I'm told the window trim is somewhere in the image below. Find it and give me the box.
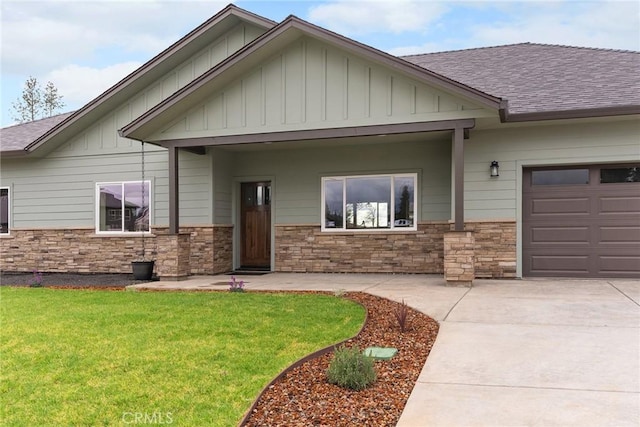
[321,173,418,232]
[95,180,152,234]
[0,186,10,235]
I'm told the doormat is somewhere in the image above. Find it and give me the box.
[227,270,271,276]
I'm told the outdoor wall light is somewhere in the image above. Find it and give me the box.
[490,161,500,177]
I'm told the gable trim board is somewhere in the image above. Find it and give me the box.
[1,5,638,280]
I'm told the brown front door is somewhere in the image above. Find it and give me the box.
[241,182,271,269]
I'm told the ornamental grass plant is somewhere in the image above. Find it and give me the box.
[326,345,377,391]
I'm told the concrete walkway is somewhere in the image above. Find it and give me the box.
[132,274,640,426]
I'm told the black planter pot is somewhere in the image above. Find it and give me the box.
[132,261,155,280]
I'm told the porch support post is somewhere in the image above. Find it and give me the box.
[453,127,464,231]
[168,145,180,234]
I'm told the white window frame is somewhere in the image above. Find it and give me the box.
[321,173,418,232]
[0,186,10,235]
[95,181,152,234]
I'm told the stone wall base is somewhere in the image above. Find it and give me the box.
[0,225,233,276]
[444,231,475,286]
[156,233,190,280]
[1,221,515,279]
[275,223,449,273]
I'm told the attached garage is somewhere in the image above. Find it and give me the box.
[523,164,640,278]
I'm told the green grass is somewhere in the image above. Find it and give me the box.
[0,288,365,426]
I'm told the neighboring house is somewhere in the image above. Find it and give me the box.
[1,4,638,281]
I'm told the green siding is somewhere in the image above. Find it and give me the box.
[152,36,494,140]
[51,22,268,159]
[464,118,640,220]
[224,138,452,224]
[212,148,234,224]
[1,150,212,229]
[0,21,268,230]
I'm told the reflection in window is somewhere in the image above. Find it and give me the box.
[322,174,416,231]
[600,167,640,183]
[324,179,343,228]
[97,181,150,232]
[346,176,390,228]
[0,188,8,234]
[532,169,589,185]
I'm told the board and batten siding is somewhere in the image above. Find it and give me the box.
[463,118,640,220]
[54,22,267,160]
[226,137,452,225]
[0,150,212,229]
[152,36,495,141]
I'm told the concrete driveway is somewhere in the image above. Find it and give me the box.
[133,274,640,426]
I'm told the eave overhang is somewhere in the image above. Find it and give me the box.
[503,105,640,122]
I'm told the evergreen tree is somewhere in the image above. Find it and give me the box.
[397,185,411,219]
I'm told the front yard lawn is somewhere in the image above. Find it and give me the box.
[0,288,365,426]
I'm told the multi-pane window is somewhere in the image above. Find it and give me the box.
[96,181,150,233]
[322,174,417,231]
[0,188,9,234]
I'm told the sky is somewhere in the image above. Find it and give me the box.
[1,0,638,127]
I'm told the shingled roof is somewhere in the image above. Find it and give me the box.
[0,112,75,154]
[403,43,640,119]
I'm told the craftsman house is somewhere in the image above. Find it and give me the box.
[1,4,638,282]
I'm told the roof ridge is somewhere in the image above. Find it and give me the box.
[401,42,639,58]
[1,111,75,131]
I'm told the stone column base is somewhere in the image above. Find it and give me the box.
[156,233,191,280]
[444,231,475,287]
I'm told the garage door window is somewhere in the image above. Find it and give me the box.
[600,166,640,183]
[531,169,589,185]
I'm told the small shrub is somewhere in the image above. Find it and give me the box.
[30,270,43,288]
[229,276,245,293]
[333,288,346,298]
[394,299,409,333]
[326,345,376,391]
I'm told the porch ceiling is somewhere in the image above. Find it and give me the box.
[154,119,475,149]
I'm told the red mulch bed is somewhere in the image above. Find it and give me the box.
[242,292,439,426]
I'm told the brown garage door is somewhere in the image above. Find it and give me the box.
[523,164,640,278]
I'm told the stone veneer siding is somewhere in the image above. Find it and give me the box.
[444,231,475,286]
[1,222,514,278]
[275,221,516,277]
[156,233,191,279]
[464,221,517,278]
[0,225,233,275]
[274,223,449,273]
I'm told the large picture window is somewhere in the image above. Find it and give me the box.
[96,181,150,233]
[1,187,9,234]
[322,174,417,231]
